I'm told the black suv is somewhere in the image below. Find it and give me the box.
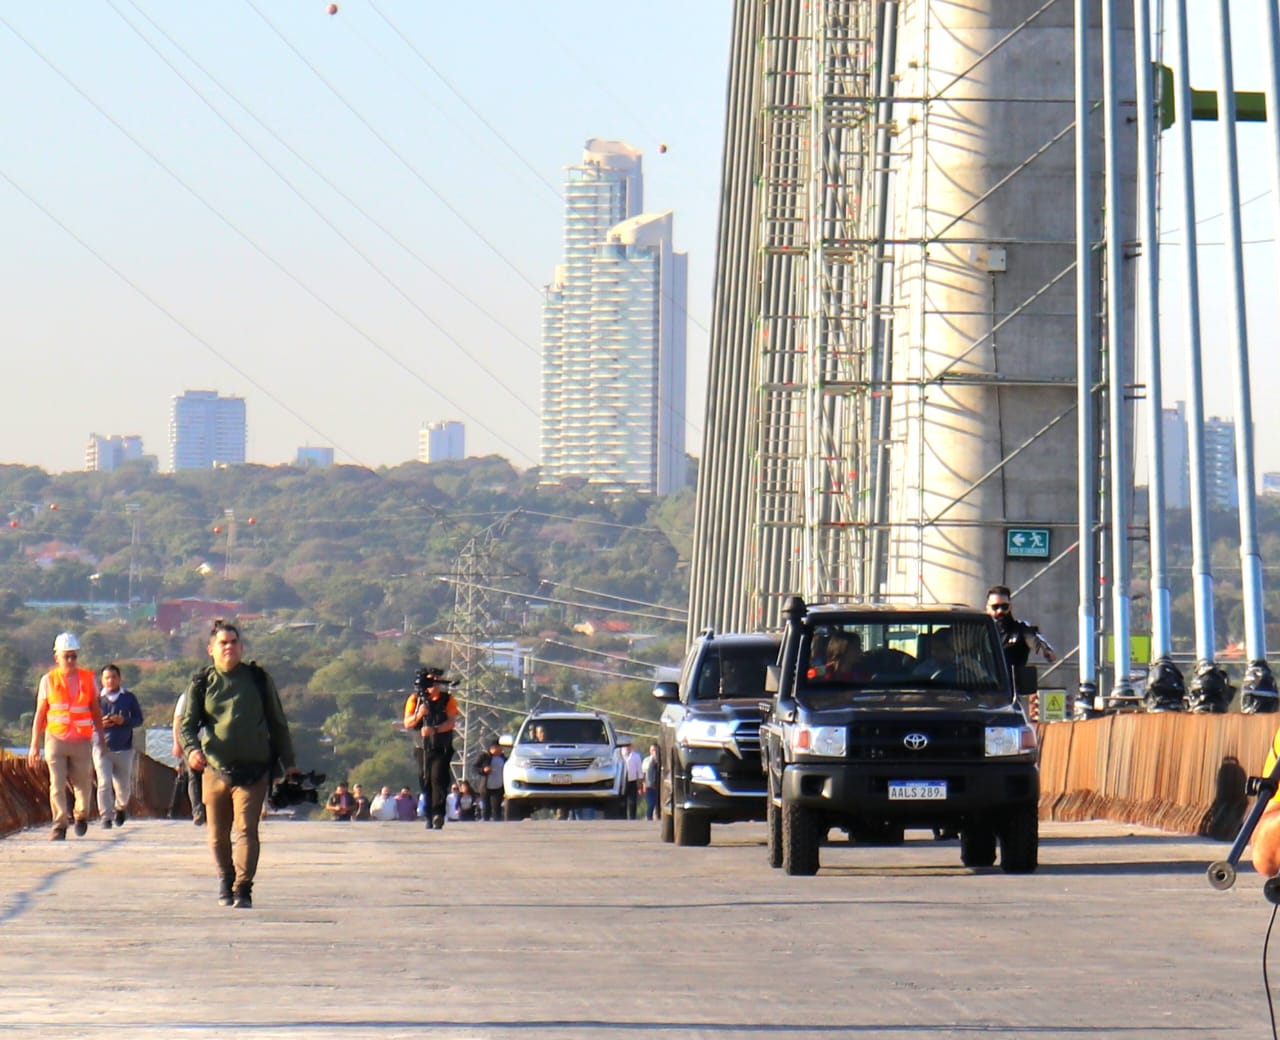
[760,596,1039,875]
[652,630,781,846]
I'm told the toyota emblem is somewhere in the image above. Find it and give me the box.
[555,757,566,766]
[903,732,928,751]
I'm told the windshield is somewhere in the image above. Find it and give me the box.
[692,643,778,700]
[795,616,1011,705]
[518,718,610,745]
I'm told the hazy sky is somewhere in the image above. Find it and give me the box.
[1,1,1277,478]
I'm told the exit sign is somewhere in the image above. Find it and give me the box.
[1006,527,1050,559]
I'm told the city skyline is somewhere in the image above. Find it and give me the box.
[4,2,1278,486]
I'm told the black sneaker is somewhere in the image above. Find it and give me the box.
[102,819,113,830]
[431,816,445,830]
[232,882,253,909]
[193,813,207,827]
[218,877,234,907]
[50,827,66,841]
[115,809,126,826]
[73,819,87,837]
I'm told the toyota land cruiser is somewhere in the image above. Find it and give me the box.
[760,596,1039,875]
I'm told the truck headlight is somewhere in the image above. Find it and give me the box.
[677,719,736,749]
[985,725,1037,757]
[793,725,846,757]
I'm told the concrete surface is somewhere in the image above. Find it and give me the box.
[0,816,1271,1038]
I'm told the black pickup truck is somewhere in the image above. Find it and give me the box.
[652,630,781,846]
[760,596,1040,875]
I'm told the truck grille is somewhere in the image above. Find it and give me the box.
[735,720,761,755]
[524,755,596,769]
[848,720,984,761]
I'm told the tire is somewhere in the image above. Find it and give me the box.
[999,806,1039,874]
[765,793,782,868]
[503,800,526,822]
[673,804,711,847]
[960,827,997,867]
[659,803,674,843]
[781,800,821,876]
[659,758,675,842]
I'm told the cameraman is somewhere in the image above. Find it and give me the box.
[402,667,458,831]
[986,585,1056,695]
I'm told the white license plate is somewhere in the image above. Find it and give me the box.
[549,773,573,785]
[888,780,947,800]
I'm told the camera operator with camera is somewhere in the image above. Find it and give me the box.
[986,585,1056,696]
[402,666,459,831]
[180,619,300,910]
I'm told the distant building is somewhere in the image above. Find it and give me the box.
[540,139,688,495]
[1162,403,1238,510]
[1204,417,1238,509]
[85,434,144,473]
[169,391,246,472]
[1161,404,1190,510]
[418,421,465,463]
[295,446,335,468]
[1263,473,1280,497]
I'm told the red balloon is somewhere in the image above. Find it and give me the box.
[658,143,668,154]
[213,526,222,535]
[48,503,58,510]
[247,517,257,525]
[327,2,338,13]
[8,520,17,528]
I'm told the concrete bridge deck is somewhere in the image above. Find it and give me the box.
[0,816,1270,1039]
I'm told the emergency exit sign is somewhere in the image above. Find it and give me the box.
[1006,527,1050,559]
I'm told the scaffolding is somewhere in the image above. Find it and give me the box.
[688,0,1132,675]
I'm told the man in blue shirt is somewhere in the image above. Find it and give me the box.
[93,663,144,830]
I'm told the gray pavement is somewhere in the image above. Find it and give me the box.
[0,815,1273,1039]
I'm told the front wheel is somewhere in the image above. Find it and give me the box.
[781,801,820,876]
[999,806,1039,874]
[766,793,782,868]
[960,827,997,868]
[503,800,527,822]
[673,804,711,846]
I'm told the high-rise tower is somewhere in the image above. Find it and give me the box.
[541,139,687,494]
[169,390,246,472]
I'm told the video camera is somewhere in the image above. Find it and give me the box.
[269,770,326,809]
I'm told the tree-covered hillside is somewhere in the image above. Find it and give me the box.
[0,458,694,796]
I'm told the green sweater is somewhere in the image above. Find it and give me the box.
[180,663,296,773]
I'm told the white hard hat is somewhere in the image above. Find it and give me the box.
[53,632,80,653]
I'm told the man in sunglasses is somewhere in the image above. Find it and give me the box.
[28,631,105,840]
[986,586,1056,695]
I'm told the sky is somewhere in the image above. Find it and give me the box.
[1,1,1278,479]
[0,1,729,473]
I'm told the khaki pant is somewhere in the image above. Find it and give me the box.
[202,770,270,886]
[92,745,136,816]
[45,734,94,830]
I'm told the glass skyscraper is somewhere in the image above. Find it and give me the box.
[541,139,687,494]
[169,390,246,472]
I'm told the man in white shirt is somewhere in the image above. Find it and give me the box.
[620,738,644,820]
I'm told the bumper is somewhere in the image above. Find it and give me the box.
[781,759,1038,824]
[675,750,766,821]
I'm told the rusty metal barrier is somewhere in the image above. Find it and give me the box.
[0,750,178,838]
[1036,714,1275,840]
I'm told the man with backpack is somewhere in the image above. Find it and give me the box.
[179,619,299,910]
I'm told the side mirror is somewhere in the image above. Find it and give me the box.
[764,664,780,695]
[652,680,679,702]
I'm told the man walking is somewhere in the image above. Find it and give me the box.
[93,663,144,830]
[474,737,506,821]
[180,619,298,909]
[402,667,458,830]
[29,632,104,840]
